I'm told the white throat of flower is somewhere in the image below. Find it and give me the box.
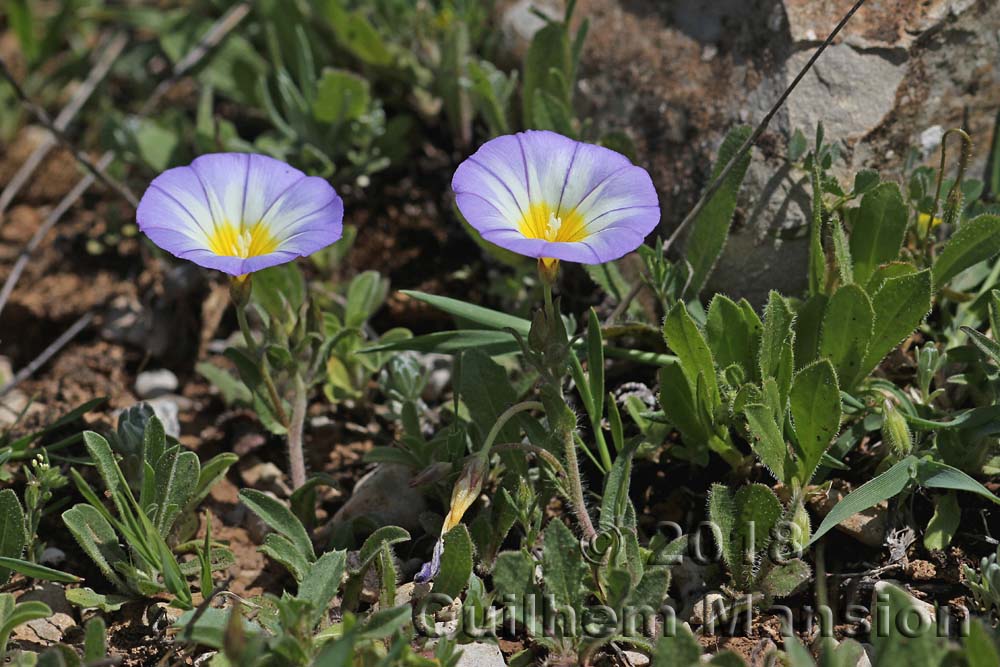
[234,228,254,258]
[546,211,563,240]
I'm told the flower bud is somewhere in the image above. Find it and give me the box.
[229,274,253,308]
[882,399,912,457]
[441,454,488,534]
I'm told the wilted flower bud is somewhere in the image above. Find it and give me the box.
[882,399,912,457]
[415,453,489,583]
[442,454,488,534]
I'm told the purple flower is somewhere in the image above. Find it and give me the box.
[137,153,344,276]
[452,130,660,265]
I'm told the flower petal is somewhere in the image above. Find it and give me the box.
[454,131,660,264]
[137,153,345,275]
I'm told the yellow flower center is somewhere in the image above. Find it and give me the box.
[518,202,588,244]
[207,221,279,258]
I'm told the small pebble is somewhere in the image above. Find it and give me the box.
[135,368,179,399]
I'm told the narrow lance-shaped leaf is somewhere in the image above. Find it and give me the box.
[683,125,753,295]
[809,456,917,546]
[663,302,718,404]
[239,489,315,562]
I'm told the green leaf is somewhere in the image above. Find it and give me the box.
[458,350,524,447]
[965,619,1000,667]
[154,449,199,539]
[684,125,753,295]
[82,431,125,509]
[196,362,252,405]
[542,520,588,609]
[62,504,128,591]
[793,294,828,368]
[706,294,761,380]
[923,491,960,551]
[0,557,80,584]
[0,595,52,657]
[313,68,370,123]
[0,490,26,584]
[625,565,670,613]
[435,525,474,601]
[492,550,537,601]
[849,182,908,285]
[64,587,128,612]
[83,616,107,662]
[870,582,948,664]
[731,484,782,586]
[663,302,717,404]
[859,270,932,380]
[759,558,811,598]
[651,623,703,666]
[916,459,1000,505]
[260,533,309,582]
[298,549,347,628]
[401,291,530,335]
[586,309,605,422]
[933,214,1000,287]
[964,326,1000,365]
[864,261,917,295]
[174,607,261,649]
[759,291,795,406]
[831,219,854,285]
[322,4,392,66]
[522,22,571,129]
[658,364,709,465]
[345,270,388,329]
[357,525,411,572]
[743,404,788,483]
[357,605,411,641]
[819,285,873,388]
[853,169,880,195]
[707,485,736,571]
[239,489,315,562]
[789,359,841,485]
[809,456,917,545]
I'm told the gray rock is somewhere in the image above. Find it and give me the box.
[527,0,1000,305]
[456,641,506,667]
[144,395,183,438]
[499,0,562,63]
[331,464,427,533]
[240,461,292,496]
[135,368,179,399]
[39,547,66,567]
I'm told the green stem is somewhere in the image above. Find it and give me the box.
[561,419,596,540]
[482,401,544,454]
[539,272,597,539]
[235,302,289,427]
[492,442,567,478]
[287,374,308,490]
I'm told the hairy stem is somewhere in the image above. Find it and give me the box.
[287,374,308,490]
[561,418,596,540]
